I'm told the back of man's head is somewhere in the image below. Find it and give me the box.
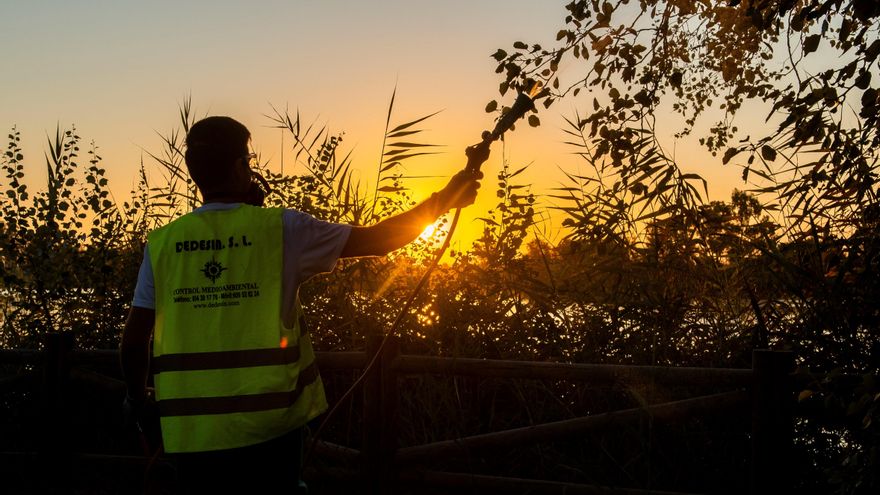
[185,116,251,193]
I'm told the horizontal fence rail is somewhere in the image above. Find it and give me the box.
[395,390,750,466]
[393,355,754,387]
[398,470,703,495]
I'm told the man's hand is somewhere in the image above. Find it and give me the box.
[441,139,490,210]
[437,168,484,211]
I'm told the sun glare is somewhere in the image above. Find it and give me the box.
[420,223,437,240]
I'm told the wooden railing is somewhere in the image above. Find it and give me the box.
[0,333,795,494]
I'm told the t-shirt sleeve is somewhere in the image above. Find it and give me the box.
[282,209,352,289]
[131,244,156,309]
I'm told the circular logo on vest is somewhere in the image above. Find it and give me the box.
[201,258,227,283]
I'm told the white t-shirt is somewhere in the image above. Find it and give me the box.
[132,203,351,323]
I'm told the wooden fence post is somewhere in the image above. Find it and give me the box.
[361,335,400,494]
[751,349,794,495]
[362,335,383,494]
[379,335,400,495]
[41,332,74,494]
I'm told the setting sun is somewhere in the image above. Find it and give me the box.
[419,223,437,240]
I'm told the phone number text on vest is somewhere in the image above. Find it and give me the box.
[172,282,260,309]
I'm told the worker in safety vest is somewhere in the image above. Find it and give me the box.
[120,116,484,493]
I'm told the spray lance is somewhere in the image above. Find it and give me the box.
[305,79,545,462]
[464,80,543,175]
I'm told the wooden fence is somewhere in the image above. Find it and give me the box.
[0,333,795,494]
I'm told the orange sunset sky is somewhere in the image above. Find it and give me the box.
[1,0,748,248]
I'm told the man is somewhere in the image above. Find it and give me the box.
[120,116,484,493]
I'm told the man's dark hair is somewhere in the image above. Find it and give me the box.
[184,116,251,193]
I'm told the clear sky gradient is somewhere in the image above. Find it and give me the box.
[2,0,745,248]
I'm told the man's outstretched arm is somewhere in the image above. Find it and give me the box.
[340,168,483,258]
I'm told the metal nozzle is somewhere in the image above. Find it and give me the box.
[465,81,543,173]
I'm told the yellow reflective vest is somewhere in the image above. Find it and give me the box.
[148,205,327,453]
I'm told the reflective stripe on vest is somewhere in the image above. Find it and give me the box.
[153,346,302,372]
[158,361,320,416]
[148,205,327,453]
